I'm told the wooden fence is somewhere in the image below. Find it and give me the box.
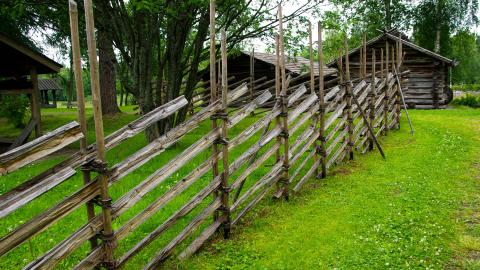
[0,2,407,269]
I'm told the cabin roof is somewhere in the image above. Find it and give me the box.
[246,51,337,77]
[0,32,63,77]
[38,79,62,91]
[326,30,455,67]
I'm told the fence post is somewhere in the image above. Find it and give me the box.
[209,0,221,222]
[308,21,319,177]
[395,34,402,128]
[369,49,376,150]
[250,48,255,102]
[390,45,395,128]
[68,0,98,251]
[344,35,354,160]
[219,28,231,239]
[384,40,389,135]
[317,21,327,178]
[275,5,289,200]
[84,0,116,268]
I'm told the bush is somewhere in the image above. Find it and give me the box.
[451,94,480,108]
[451,84,480,91]
[0,95,30,128]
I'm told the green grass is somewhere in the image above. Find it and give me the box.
[1,107,479,269]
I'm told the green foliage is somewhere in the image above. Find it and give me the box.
[0,95,29,128]
[414,0,478,55]
[450,31,480,84]
[452,94,480,108]
[452,84,480,92]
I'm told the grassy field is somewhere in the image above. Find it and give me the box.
[0,106,479,269]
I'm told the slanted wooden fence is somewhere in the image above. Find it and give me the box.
[0,2,408,269]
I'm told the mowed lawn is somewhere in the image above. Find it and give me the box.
[175,108,480,270]
[1,106,479,269]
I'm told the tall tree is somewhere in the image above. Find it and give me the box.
[414,0,478,55]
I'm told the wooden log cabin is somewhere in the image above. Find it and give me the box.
[199,51,337,107]
[327,30,456,109]
[0,32,62,150]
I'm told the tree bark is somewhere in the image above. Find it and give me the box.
[98,27,120,115]
[384,0,392,30]
[433,0,441,53]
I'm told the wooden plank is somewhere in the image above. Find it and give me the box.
[324,102,347,130]
[143,198,222,270]
[1,121,83,175]
[0,180,100,258]
[105,96,188,149]
[117,180,220,267]
[293,159,320,192]
[177,218,223,260]
[326,140,348,169]
[325,118,347,142]
[0,166,76,218]
[8,118,37,150]
[231,162,283,211]
[290,147,316,181]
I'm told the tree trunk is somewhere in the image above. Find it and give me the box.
[433,0,441,53]
[176,10,209,124]
[384,0,392,30]
[98,27,120,115]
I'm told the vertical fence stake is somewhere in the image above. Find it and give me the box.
[344,35,354,160]
[220,28,231,239]
[84,0,115,268]
[274,4,289,200]
[369,49,376,150]
[395,34,402,129]
[68,0,97,251]
[209,0,220,222]
[384,41,389,135]
[250,48,255,102]
[390,45,395,127]
[308,21,319,178]
[317,21,327,178]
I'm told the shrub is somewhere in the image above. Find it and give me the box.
[452,94,480,108]
[451,84,480,91]
[0,95,30,128]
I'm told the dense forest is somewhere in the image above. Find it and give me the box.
[0,0,478,138]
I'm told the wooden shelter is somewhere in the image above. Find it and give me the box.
[327,30,456,109]
[0,32,62,149]
[39,79,62,108]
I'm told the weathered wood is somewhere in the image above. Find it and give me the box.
[232,142,281,201]
[143,198,222,270]
[106,96,187,149]
[9,118,37,150]
[231,173,279,225]
[0,180,100,258]
[324,102,347,130]
[178,218,223,260]
[0,166,76,218]
[293,159,320,192]
[232,161,283,211]
[117,181,221,268]
[326,140,348,169]
[0,121,83,175]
